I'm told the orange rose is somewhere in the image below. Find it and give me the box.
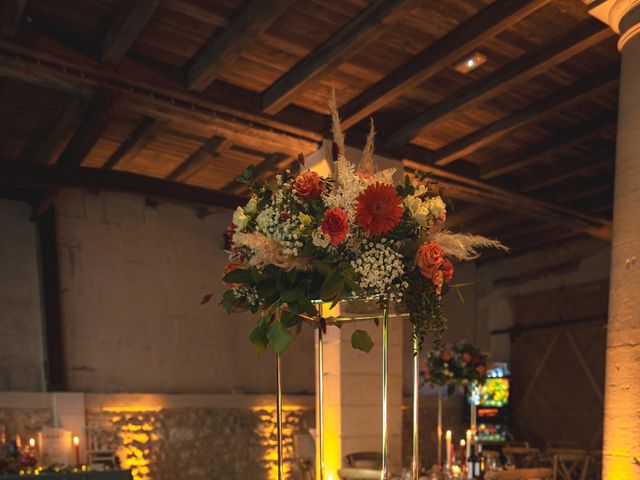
[431,268,444,295]
[463,352,472,363]
[224,262,245,287]
[294,171,324,199]
[476,365,486,376]
[441,351,451,361]
[416,241,443,278]
[355,171,375,181]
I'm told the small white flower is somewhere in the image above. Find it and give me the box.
[232,207,250,231]
[312,228,330,248]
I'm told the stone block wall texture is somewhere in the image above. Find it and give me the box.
[0,200,45,391]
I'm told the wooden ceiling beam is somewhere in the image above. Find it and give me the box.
[187,0,296,92]
[101,0,160,66]
[385,18,611,147]
[103,116,163,169]
[520,147,614,192]
[261,0,420,115]
[0,164,245,210]
[0,0,26,36]
[220,152,290,194]
[338,0,551,129]
[57,91,115,167]
[166,136,233,182]
[433,66,619,166]
[480,110,616,179]
[33,96,87,165]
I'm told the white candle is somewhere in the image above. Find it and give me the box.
[465,429,472,460]
[446,430,452,469]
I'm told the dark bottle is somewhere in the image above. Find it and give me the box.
[467,445,477,479]
[477,444,485,479]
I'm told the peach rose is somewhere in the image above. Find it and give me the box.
[431,268,444,295]
[294,171,324,199]
[416,241,444,278]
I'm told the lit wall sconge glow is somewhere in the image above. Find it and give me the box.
[454,51,487,74]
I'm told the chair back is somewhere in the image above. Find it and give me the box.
[550,449,590,480]
[487,468,554,479]
[337,468,380,479]
[503,446,541,468]
[344,451,382,469]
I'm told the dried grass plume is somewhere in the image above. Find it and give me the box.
[428,231,509,261]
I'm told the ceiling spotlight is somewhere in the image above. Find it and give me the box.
[455,51,487,74]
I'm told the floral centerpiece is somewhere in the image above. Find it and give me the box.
[420,341,488,392]
[218,95,506,355]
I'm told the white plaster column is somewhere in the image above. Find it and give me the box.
[586,2,640,478]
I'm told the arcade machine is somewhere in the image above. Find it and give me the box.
[466,363,511,446]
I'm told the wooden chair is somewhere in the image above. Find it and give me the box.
[487,468,554,479]
[337,468,380,479]
[548,449,590,480]
[503,447,541,468]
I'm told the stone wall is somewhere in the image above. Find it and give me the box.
[0,199,45,391]
[86,407,314,480]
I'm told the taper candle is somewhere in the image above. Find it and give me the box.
[72,436,80,466]
[465,429,472,460]
[446,430,452,469]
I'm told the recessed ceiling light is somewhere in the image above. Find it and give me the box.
[455,51,487,74]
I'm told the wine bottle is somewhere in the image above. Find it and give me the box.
[467,445,477,479]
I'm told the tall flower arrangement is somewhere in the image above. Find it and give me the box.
[218,95,507,355]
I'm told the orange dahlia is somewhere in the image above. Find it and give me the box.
[355,182,404,235]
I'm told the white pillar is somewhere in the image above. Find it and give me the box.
[585,2,640,478]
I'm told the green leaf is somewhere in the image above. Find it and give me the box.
[320,268,343,301]
[313,260,333,276]
[223,268,254,284]
[267,322,293,355]
[454,288,465,305]
[249,325,268,355]
[351,329,374,353]
[281,289,305,303]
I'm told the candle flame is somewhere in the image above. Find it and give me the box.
[446,430,452,439]
[73,436,80,446]
[29,438,36,448]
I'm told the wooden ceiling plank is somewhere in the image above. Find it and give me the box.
[433,66,619,166]
[101,0,161,66]
[261,0,421,115]
[166,136,233,181]
[0,0,26,36]
[0,164,245,210]
[33,96,87,166]
[480,110,617,180]
[187,0,296,92]
[57,91,115,167]
[339,0,551,129]
[220,152,289,194]
[385,18,611,147]
[103,116,163,170]
[521,147,614,192]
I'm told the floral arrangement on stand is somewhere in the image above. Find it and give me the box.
[217,94,507,354]
[420,341,489,393]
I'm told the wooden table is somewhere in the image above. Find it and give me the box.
[0,471,132,480]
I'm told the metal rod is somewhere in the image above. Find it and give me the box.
[412,329,420,480]
[381,301,390,480]
[437,387,443,468]
[276,353,283,480]
[317,303,325,480]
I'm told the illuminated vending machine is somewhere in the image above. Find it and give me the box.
[466,363,511,444]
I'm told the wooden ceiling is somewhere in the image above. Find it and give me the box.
[0,0,618,255]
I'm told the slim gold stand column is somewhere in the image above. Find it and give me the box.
[437,387,443,468]
[317,303,325,480]
[276,353,283,480]
[412,331,420,479]
[381,302,390,480]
